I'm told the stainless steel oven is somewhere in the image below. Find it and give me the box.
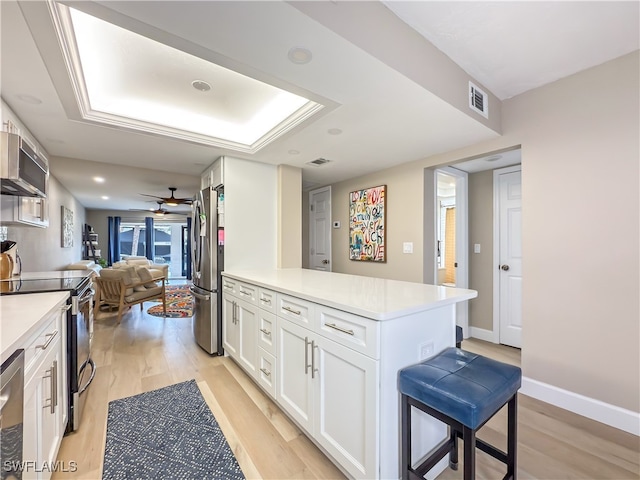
[66,278,95,433]
[1,349,24,480]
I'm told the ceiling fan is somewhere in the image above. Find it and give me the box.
[130,202,189,216]
[139,187,193,206]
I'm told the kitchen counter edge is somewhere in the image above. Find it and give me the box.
[222,269,477,321]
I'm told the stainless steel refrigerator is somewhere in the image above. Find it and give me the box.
[190,185,224,354]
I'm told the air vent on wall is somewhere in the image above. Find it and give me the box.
[469,82,488,118]
[307,158,331,167]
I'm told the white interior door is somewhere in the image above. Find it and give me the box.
[495,166,522,348]
[309,186,332,271]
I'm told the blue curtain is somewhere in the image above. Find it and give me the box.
[186,216,192,280]
[145,217,155,261]
[107,216,121,266]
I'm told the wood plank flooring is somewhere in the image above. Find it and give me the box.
[53,302,639,479]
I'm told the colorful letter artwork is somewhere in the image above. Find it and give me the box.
[349,185,386,262]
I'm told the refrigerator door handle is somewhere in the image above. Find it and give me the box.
[189,285,211,301]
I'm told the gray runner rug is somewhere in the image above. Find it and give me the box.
[102,380,245,480]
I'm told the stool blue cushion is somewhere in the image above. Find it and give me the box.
[399,348,521,430]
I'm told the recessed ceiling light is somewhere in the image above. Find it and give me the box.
[16,94,42,105]
[288,47,313,64]
[486,155,502,162]
[101,196,109,200]
[93,176,105,183]
[191,80,211,92]
[288,149,300,155]
[327,128,342,135]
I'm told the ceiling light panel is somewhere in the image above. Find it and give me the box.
[54,4,323,151]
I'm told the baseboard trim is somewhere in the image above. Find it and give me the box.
[469,327,494,343]
[521,377,640,436]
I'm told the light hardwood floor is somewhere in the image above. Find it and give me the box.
[53,303,639,480]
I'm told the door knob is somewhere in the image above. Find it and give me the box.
[501,264,510,271]
[322,259,330,264]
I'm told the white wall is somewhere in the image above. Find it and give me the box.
[224,157,277,271]
[323,52,640,415]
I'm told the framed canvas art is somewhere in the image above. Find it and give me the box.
[349,185,386,262]
[62,206,74,247]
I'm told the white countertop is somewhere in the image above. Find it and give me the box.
[222,269,477,321]
[0,291,70,364]
[11,270,93,280]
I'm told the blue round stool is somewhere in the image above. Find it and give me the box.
[399,348,522,480]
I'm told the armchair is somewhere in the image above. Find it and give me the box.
[94,266,166,323]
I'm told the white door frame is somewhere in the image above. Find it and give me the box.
[308,186,332,271]
[434,167,469,337]
[492,164,522,343]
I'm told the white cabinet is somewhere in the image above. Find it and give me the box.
[222,293,239,358]
[22,299,68,480]
[276,318,314,431]
[237,299,258,378]
[276,315,378,479]
[0,195,49,228]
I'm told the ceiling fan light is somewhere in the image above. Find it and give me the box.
[166,201,178,206]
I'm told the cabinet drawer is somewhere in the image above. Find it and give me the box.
[277,294,314,327]
[257,288,276,313]
[257,348,276,398]
[316,306,379,359]
[24,309,63,376]
[237,281,258,304]
[221,277,238,295]
[257,310,276,356]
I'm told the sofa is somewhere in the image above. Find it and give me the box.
[65,260,102,275]
[112,256,169,279]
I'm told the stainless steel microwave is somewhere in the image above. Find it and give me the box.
[0,132,49,197]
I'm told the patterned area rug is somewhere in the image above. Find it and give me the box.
[102,380,245,480]
[147,284,193,318]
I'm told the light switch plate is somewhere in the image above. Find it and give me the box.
[474,243,481,254]
[403,242,413,254]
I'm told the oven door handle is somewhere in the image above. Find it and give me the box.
[78,358,96,395]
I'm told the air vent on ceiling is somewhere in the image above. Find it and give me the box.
[469,82,488,119]
[307,158,331,167]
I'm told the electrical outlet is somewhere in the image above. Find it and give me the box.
[419,341,434,360]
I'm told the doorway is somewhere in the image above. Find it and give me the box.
[308,186,332,271]
[434,167,469,336]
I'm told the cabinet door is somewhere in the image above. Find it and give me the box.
[23,368,40,480]
[23,335,62,480]
[40,337,63,479]
[314,336,379,480]
[276,318,313,432]
[237,299,258,378]
[222,294,239,358]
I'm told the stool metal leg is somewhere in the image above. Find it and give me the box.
[449,426,459,470]
[463,426,476,480]
[506,394,518,480]
[401,394,411,480]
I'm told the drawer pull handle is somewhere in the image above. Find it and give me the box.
[260,298,272,305]
[325,323,355,336]
[260,328,271,336]
[240,290,251,296]
[61,304,72,312]
[260,368,271,377]
[283,306,301,315]
[36,330,58,350]
[224,284,233,289]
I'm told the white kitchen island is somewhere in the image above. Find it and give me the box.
[221,268,477,480]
